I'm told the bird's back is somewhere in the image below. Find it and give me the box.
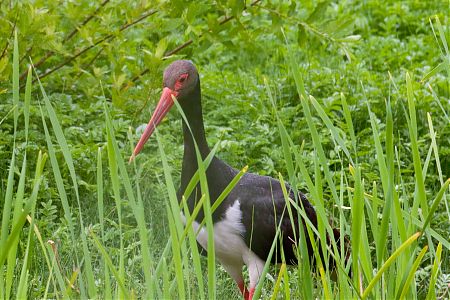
[228,171,317,264]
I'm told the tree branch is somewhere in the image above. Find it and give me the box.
[65,0,110,42]
[19,0,110,80]
[125,0,262,88]
[32,9,157,83]
[0,13,18,60]
[74,46,105,80]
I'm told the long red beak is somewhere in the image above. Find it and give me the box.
[129,87,177,162]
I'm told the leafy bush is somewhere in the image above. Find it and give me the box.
[0,0,449,299]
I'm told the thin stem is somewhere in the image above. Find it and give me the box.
[19,0,110,80]
[126,0,263,88]
[0,13,17,60]
[32,9,157,83]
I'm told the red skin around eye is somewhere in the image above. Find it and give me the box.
[175,73,189,90]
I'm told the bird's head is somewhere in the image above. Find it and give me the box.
[130,60,199,162]
[163,60,199,99]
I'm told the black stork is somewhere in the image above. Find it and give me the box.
[130,60,345,299]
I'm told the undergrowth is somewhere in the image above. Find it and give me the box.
[1,1,450,299]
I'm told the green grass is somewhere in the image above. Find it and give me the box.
[1,1,450,299]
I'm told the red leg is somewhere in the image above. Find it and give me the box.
[237,281,249,300]
[248,288,255,300]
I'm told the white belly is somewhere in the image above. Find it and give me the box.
[181,200,249,265]
[181,200,266,289]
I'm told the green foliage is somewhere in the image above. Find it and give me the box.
[1,0,450,299]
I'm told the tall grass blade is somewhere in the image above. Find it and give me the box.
[385,98,406,241]
[38,104,75,236]
[0,32,18,299]
[5,150,27,299]
[340,92,357,154]
[12,31,19,133]
[252,199,285,300]
[366,96,390,266]
[46,242,69,298]
[16,152,44,300]
[89,231,130,298]
[211,166,247,214]
[0,143,15,300]
[0,151,47,297]
[405,72,428,217]
[181,198,205,300]
[26,208,60,299]
[162,258,170,299]
[292,87,338,238]
[0,104,17,126]
[194,165,247,231]
[427,84,450,123]
[427,112,450,220]
[270,263,286,300]
[96,147,113,299]
[421,61,447,83]
[350,164,365,291]
[432,16,449,56]
[299,94,340,202]
[153,127,187,299]
[16,219,33,299]
[35,66,96,298]
[166,201,185,299]
[425,242,442,300]
[420,178,450,234]
[104,98,155,298]
[24,66,32,141]
[173,97,216,299]
[401,211,450,250]
[397,245,428,299]
[361,232,421,299]
[309,95,353,164]
[104,102,126,298]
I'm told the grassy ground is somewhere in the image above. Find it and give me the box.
[1,1,450,299]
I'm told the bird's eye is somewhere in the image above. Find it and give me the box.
[175,74,189,90]
[178,73,188,83]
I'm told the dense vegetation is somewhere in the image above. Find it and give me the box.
[1,0,449,299]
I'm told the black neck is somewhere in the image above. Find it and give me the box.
[180,80,210,192]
